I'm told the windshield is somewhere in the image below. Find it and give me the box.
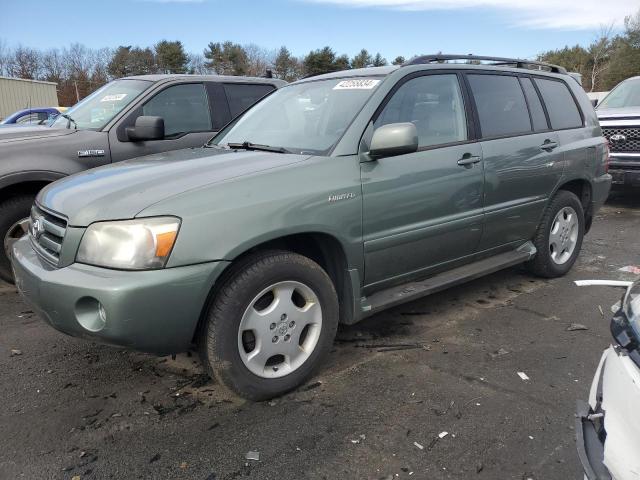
[213,77,383,154]
[50,79,151,130]
[626,281,640,342]
[598,78,640,109]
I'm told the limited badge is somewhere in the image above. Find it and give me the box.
[78,149,105,158]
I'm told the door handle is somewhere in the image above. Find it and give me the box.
[457,155,481,167]
[540,140,559,152]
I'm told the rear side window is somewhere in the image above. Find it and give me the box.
[224,84,275,118]
[520,78,548,131]
[535,78,582,130]
[374,74,467,148]
[468,74,531,137]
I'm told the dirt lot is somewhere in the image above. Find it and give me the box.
[1,193,639,480]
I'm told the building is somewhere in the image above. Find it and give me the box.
[0,76,59,121]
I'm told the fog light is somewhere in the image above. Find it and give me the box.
[75,297,107,332]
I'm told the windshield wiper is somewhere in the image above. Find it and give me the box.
[60,113,78,130]
[226,141,290,154]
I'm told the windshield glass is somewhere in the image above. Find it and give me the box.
[598,78,640,109]
[213,77,383,154]
[50,79,151,130]
[626,281,640,341]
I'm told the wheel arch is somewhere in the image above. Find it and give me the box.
[554,177,594,233]
[192,231,356,346]
[0,171,66,204]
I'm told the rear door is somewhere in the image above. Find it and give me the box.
[109,82,217,162]
[361,72,484,289]
[466,73,563,251]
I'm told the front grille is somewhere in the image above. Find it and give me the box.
[602,127,640,153]
[29,205,67,266]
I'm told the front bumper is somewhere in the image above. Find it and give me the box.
[11,236,228,354]
[609,154,640,188]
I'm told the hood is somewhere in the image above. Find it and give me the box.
[596,107,640,120]
[0,124,76,142]
[38,147,310,226]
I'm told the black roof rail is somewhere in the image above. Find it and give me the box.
[403,54,567,74]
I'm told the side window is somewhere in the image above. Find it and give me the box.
[468,74,531,137]
[16,113,39,124]
[535,78,582,130]
[142,83,212,138]
[224,84,275,118]
[520,78,548,131]
[374,74,467,148]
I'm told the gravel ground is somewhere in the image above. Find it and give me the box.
[1,192,639,480]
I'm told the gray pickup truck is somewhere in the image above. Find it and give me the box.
[0,74,285,281]
[596,76,640,188]
[12,55,611,400]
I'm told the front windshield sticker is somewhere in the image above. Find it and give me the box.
[100,94,127,102]
[333,79,380,90]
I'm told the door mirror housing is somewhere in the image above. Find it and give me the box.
[591,99,598,107]
[126,116,165,142]
[369,123,418,159]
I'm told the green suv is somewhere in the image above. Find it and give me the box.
[11,55,612,400]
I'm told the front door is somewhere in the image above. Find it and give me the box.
[361,73,484,289]
[109,82,217,162]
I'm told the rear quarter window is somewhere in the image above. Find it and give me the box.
[224,83,275,118]
[535,78,583,130]
[468,74,532,138]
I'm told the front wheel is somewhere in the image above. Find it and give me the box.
[528,190,584,278]
[0,195,34,283]
[200,250,339,400]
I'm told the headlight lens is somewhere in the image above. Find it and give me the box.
[77,217,181,270]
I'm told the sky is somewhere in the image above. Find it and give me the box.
[1,0,638,61]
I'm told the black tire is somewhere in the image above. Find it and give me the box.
[0,194,34,283]
[527,190,584,278]
[200,250,339,401]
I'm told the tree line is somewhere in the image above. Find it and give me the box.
[0,38,403,105]
[538,10,640,91]
[0,8,638,106]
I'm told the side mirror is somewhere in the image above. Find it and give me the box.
[369,123,418,159]
[591,99,598,107]
[126,116,164,142]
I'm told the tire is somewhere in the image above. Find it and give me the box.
[527,190,584,278]
[0,195,34,283]
[200,250,339,401]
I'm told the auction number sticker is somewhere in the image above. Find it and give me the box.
[333,79,380,90]
[100,93,127,102]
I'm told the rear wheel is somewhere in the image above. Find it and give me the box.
[0,195,34,283]
[200,250,339,400]
[528,190,584,278]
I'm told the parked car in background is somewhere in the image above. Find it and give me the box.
[0,107,67,126]
[11,55,610,400]
[575,279,640,480]
[0,74,285,282]
[596,76,640,189]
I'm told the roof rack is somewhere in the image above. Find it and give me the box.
[403,54,567,74]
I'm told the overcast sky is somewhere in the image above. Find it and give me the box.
[2,0,638,60]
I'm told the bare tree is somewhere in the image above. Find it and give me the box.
[9,45,40,79]
[0,39,10,76]
[40,48,66,83]
[244,43,274,77]
[589,24,614,92]
[187,54,210,74]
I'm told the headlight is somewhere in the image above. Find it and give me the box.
[77,217,181,270]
